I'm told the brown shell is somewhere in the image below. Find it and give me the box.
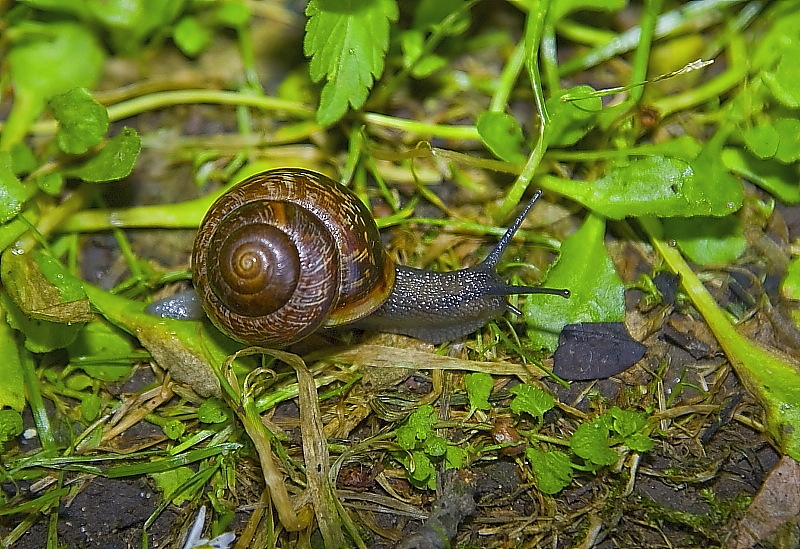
[192,168,395,347]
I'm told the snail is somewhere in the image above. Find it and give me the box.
[148,168,568,347]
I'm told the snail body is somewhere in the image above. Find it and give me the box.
[173,168,567,347]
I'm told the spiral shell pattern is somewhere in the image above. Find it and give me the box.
[192,168,395,347]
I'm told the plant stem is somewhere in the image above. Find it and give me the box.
[19,90,314,136]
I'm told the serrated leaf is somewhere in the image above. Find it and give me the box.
[150,467,198,505]
[526,214,625,351]
[163,419,186,440]
[526,448,573,494]
[464,372,493,410]
[570,421,618,467]
[49,88,109,154]
[609,407,647,438]
[64,127,142,182]
[198,397,232,424]
[396,404,436,449]
[625,433,654,453]
[423,435,447,457]
[304,0,398,126]
[477,112,527,163]
[407,450,436,490]
[662,215,746,266]
[509,383,555,421]
[445,445,467,469]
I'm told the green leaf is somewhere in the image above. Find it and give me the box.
[782,257,800,300]
[526,448,573,494]
[304,0,398,126]
[81,394,103,422]
[570,420,618,467]
[625,432,654,453]
[150,466,197,505]
[772,118,800,164]
[2,293,82,353]
[1,248,90,353]
[198,397,232,424]
[1,249,92,323]
[767,43,800,108]
[3,21,105,149]
[16,0,90,17]
[0,410,24,444]
[722,147,800,204]
[407,450,436,490]
[65,374,93,391]
[609,407,647,439]
[509,384,555,422]
[445,445,467,469]
[87,0,143,27]
[662,216,746,266]
[163,420,186,440]
[84,284,238,397]
[423,435,448,457]
[0,153,32,223]
[544,86,602,147]
[643,216,800,460]
[542,135,743,219]
[525,214,625,351]
[0,304,26,411]
[173,16,212,58]
[64,127,142,182]
[752,7,800,69]
[549,0,627,21]
[464,372,493,411]
[215,1,251,28]
[105,0,186,53]
[9,144,36,175]
[743,125,779,159]
[396,404,436,449]
[413,0,469,33]
[37,173,65,196]
[66,321,137,382]
[49,88,109,155]
[477,112,527,163]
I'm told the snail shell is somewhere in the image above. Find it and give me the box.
[187,168,568,348]
[191,168,395,347]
